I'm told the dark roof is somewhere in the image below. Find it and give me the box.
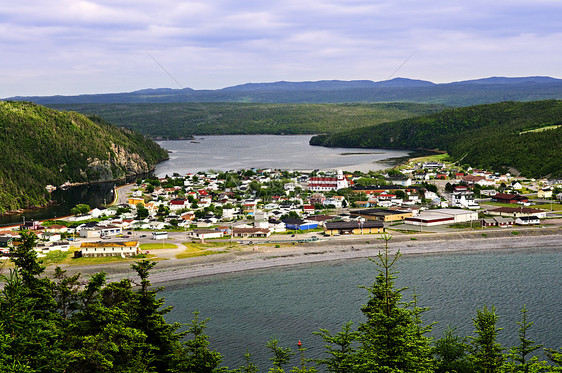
[325,221,384,229]
[282,218,305,225]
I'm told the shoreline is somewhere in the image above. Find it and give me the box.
[52,228,562,285]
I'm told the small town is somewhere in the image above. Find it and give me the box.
[1,155,561,261]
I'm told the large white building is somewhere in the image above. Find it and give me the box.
[405,209,478,227]
[307,170,349,192]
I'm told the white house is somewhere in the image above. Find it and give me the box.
[75,241,140,258]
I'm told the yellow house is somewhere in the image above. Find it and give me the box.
[128,197,145,207]
[324,221,385,236]
[350,209,413,222]
[537,188,553,199]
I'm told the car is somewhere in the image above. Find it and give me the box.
[127,231,132,235]
[140,234,147,238]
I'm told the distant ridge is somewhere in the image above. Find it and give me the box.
[6,76,562,106]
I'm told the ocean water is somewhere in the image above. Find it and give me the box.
[155,135,416,176]
[161,248,562,370]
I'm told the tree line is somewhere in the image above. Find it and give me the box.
[0,101,169,213]
[48,102,445,139]
[310,100,562,178]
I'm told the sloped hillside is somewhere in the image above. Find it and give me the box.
[310,100,562,178]
[0,101,168,213]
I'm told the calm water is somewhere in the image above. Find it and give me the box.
[155,135,415,176]
[0,181,117,227]
[161,248,562,370]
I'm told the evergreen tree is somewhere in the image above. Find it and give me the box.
[175,311,226,373]
[355,234,435,372]
[434,325,473,373]
[470,306,504,373]
[267,337,295,373]
[502,306,547,372]
[314,321,358,373]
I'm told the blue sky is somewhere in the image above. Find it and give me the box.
[1,0,561,97]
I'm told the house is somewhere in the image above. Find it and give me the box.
[303,205,315,214]
[307,170,349,191]
[128,197,145,208]
[169,198,189,211]
[487,207,547,218]
[79,225,122,238]
[45,224,68,234]
[35,241,71,256]
[481,218,497,228]
[323,196,345,208]
[350,209,413,222]
[324,220,385,236]
[268,219,286,232]
[462,175,495,187]
[188,229,224,240]
[537,188,553,199]
[282,218,318,230]
[232,228,272,238]
[422,162,444,169]
[449,190,479,209]
[515,216,540,225]
[494,217,514,227]
[75,241,140,258]
[491,193,529,204]
[355,201,371,208]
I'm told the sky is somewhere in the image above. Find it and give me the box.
[1,0,562,97]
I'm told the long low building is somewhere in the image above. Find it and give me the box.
[487,207,547,218]
[405,209,478,227]
[350,209,413,222]
[324,221,385,236]
[75,241,140,258]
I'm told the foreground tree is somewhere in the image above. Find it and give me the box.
[503,306,548,372]
[470,306,504,373]
[316,234,435,373]
[434,325,473,373]
[356,234,435,372]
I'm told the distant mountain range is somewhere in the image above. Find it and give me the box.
[6,76,562,106]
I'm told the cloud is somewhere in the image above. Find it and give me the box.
[1,0,561,96]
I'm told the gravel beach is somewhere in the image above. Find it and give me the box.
[56,227,562,285]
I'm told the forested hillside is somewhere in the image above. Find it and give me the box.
[310,100,562,178]
[0,101,168,213]
[49,102,446,139]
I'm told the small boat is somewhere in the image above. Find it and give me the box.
[190,140,200,143]
[60,181,72,190]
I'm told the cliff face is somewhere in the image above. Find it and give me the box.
[0,101,169,213]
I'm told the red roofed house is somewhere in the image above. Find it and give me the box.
[491,193,529,204]
[308,170,349,191]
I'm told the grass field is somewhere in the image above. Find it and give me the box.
[139,243,178,250]
[176,241,232,259]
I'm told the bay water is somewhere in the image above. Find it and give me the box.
[162,248,562,370]
[155,135,416,176]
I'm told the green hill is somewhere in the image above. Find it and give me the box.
[0,101,169,213]
[48,102,446,139]
[310,100,562,178]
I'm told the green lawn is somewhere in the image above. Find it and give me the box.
[175,242,228,259]
[139,243,178,250]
